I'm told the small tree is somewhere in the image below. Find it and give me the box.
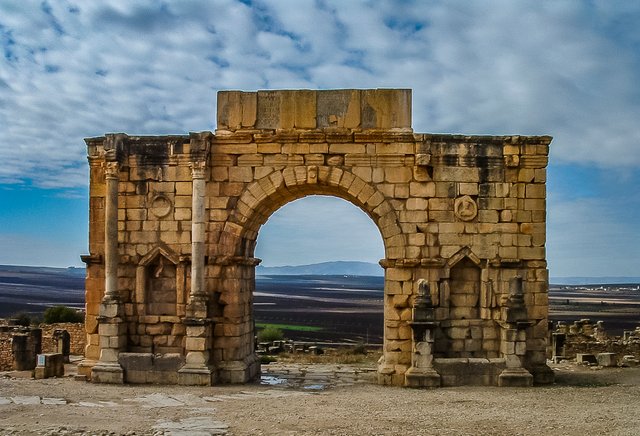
[43,306,84,324]
[257,325,284,343]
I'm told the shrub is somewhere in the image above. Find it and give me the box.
[12,312,32,327]
[351,342,368,355]
[257,325,284,343]
[43,306,84,324]
[260,355,278,364]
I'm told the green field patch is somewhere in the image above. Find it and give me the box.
[256,322,323,332]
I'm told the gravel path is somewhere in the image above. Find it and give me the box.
[1,363,639,435]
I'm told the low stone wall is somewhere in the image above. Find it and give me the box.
[552,320,640,362]
[0,334,13,371]
[0,327,41,371]
[40,323,85,356]
[0,322,85,371]
[564,340,640,361]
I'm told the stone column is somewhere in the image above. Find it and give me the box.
[104,161,120,301]
[498,277,533,387]
[190,161,207,304]
[405,280,441,387]
[179,160,215,385]
[91,160,125,384]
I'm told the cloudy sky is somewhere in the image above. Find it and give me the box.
[1,0,639,278]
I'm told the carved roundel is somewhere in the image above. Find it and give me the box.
[150,195,173,218]
[454,195,478,221]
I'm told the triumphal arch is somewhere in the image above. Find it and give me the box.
[80,89,553,387]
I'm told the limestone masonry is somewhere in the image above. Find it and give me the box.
[81,89,553,387]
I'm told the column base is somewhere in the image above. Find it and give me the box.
[530,364,555,384]
[217,354,261,383]
[404,366,441,388]
[498,367,533,387]
[178,365,215,386]
[376,361,408,386]
[77,359,97,380]
[91,362,124,384]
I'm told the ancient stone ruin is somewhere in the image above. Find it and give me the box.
[550,319,640,366]
[0,320,80,372]
[80,89,553,387]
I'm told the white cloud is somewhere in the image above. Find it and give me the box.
[1,0,640,190]
[1,0,639,272]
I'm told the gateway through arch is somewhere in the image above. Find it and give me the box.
[80,89,553,387]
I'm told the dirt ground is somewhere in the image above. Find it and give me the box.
[1,362,639,436]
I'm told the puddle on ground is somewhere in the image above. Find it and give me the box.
[260,375,288,386]
[303,384,325,390]
[260,375,327,391]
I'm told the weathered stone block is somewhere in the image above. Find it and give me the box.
[576,353,598,365]
[34,353,64,379]
[154,353,185,371]
[119,352,153,371]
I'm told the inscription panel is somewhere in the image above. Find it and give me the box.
[317,90,351,128]
[256,91,281,129]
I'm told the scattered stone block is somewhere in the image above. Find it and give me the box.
[11,396,41,405]
[596,353,617,367]
[34,353,64,379]
[621,355,639,367]
[576,354,598,365]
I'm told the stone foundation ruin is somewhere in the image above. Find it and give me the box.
[0,320,81,372]
[80,89,553,387]
[550,319,640,366]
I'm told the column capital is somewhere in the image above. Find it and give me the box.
[190,161,207,179]
[104,161,120,179]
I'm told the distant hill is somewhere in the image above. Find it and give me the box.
[550,277,640,286]
[256,261,383,276]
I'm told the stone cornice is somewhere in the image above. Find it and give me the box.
[207,255,262,266]
[80,253,102,265]
[379,258,446,269]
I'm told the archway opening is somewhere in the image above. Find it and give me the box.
[253,195,385,347]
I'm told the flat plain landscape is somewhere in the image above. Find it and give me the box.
[0,265,84,318]
[1,265,638,340]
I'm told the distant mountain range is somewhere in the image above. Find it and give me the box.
[256,261,384,276]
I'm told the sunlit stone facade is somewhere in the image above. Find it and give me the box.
[80,89,553,387]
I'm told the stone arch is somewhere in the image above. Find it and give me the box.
[210,166,402,384]
[83,88,553,387]
[221,165,404,261]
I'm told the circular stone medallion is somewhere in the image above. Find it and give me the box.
[150,195,172,218]
[454,195,478,221]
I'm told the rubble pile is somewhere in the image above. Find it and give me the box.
[550,319,640,367]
